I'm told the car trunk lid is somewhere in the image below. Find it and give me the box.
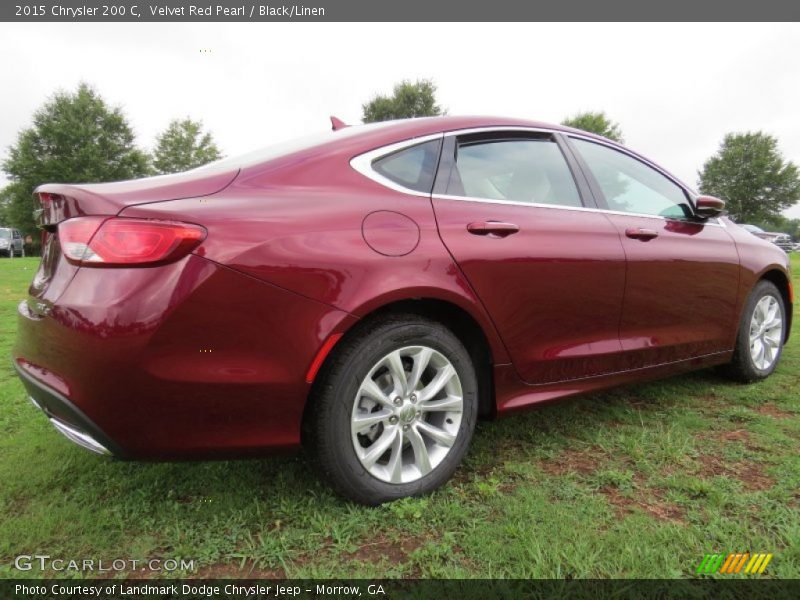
[28,167,238,306]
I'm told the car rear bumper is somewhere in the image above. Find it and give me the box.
[14,359,122,457]
[12,254,358,458]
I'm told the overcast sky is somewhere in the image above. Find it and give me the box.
[1,22,799,218]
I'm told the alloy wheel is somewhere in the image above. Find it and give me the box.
[351,346,463,484]
[749,295,783,370]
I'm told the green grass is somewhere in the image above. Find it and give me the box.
[0,255,798,579]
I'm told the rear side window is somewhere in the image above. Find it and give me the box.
[446,137,582,207]
[372,139,442,193]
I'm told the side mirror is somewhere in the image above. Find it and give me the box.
[694,195,725,219]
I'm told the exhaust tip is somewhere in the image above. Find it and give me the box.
[49,417,111,456]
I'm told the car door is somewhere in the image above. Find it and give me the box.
[567,136,740,369]
[431,131,627,384]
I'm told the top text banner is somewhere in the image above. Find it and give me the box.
[4,0,800,22]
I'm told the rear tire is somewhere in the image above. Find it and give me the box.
[718,280,786,383]
[306,314,478,505]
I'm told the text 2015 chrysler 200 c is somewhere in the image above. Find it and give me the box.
[13,116,793,504]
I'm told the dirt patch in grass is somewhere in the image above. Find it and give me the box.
[497,481,519,494]
[694,428,775,490]
[716,429,750,443]
[540,447,602,476]
[695,454,774,492]
[698,428,774,453]
[752,403,795,419]
[736,463,776,492]
[348,537,423,564]
[598,474,685,524]
[697,454,730,478]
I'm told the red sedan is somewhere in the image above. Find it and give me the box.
[13,116,792,504]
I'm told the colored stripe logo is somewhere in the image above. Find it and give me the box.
[696,553,773,574]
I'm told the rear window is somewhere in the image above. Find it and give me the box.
[194,121,397,173]
[372,139,442,193]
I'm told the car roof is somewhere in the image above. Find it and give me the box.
[339,115,607,145]
[223,115,617,175]
[203,115,695,195]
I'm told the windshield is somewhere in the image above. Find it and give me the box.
[0,229,11,239]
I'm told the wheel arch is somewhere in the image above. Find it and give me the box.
[303,296,499,438]
[759,268,793,342]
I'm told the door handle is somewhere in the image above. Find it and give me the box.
[625,227,659,241]
[467,221,520,237]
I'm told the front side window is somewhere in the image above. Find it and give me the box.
[571,138,692,219]
[372,139,442,193]
[446,137,582,207]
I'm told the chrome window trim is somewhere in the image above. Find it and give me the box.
[349,132,444,199]
[349,126,722,226]
[442,126,556,137]
[429,192,724,227]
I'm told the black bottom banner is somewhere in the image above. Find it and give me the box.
[3,579,800,600]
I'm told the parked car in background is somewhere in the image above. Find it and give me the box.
[0,227,25,257]
[12,116,794,504]
[740,224,793,252]
[772,233,794,253]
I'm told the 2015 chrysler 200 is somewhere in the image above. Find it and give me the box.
[13,116,793,504]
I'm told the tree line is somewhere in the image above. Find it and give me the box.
[2,80,799,249]
[0,83,222,241]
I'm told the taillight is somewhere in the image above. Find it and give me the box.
[59,217,206,267]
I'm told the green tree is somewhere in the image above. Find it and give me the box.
[1,83,150,241]
[698,132,800,224]
[152,118,222,174]
[561,111,624,143]
[0,186,10,226]
[362,79,445,123]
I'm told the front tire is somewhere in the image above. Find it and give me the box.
[719,280,786,382]
[306,314,478,505]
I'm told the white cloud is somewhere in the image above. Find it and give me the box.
[1,22,799,216]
